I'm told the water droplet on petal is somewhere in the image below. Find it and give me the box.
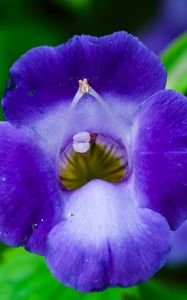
[1,176,7,182]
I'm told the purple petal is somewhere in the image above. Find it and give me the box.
[32,93,138,155]
[0,122,59,254]
[3,32,166,125]
[133,90,187,230]
[46,180,171,292]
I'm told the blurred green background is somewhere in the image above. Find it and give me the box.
[1,0,187,299]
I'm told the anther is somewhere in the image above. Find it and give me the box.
[78,78,91,94]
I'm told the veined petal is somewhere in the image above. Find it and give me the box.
[0,122,59,254]
[31,93,137,155]
[3,32,166,125]
[46,180,171,292]
[132,90,187,229]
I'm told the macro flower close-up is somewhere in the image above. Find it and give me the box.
[1,31,187,293]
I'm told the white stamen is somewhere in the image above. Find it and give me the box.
[89,88,119,128]
[70,78,122,130]
[73,131,90,143]
[73,142,90,153]
[70,89,83,110]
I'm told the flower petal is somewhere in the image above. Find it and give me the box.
[32,93,138,155]
[46,180,171,292]
[168,220,187,264]
[133,90,187,230]
[3,32,166,125]
[0,122,59,254]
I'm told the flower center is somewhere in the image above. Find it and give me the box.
[58,78,131,191]
[59,132,128,191]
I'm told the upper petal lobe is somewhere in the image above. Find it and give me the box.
[3,32,166,125]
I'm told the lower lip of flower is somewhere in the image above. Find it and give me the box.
[59,132,129,191]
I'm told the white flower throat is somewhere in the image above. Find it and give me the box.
[58,78,130,190]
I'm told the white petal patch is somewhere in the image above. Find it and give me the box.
[63,180,144,246]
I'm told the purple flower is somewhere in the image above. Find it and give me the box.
[1,32,187,292]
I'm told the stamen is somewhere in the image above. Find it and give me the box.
[88,86,132,170]
[69,89,83,110]
[57,78,131,177]
[70,78,120,131]
[89,88,120,130]
[70,78,118,131]
[70,78,91,110]
[78,79,91,94]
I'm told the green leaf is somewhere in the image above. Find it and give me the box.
[0,243,7,261]
[140,280,187,300]
[55,0,93,14]
[161,32,187,95]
